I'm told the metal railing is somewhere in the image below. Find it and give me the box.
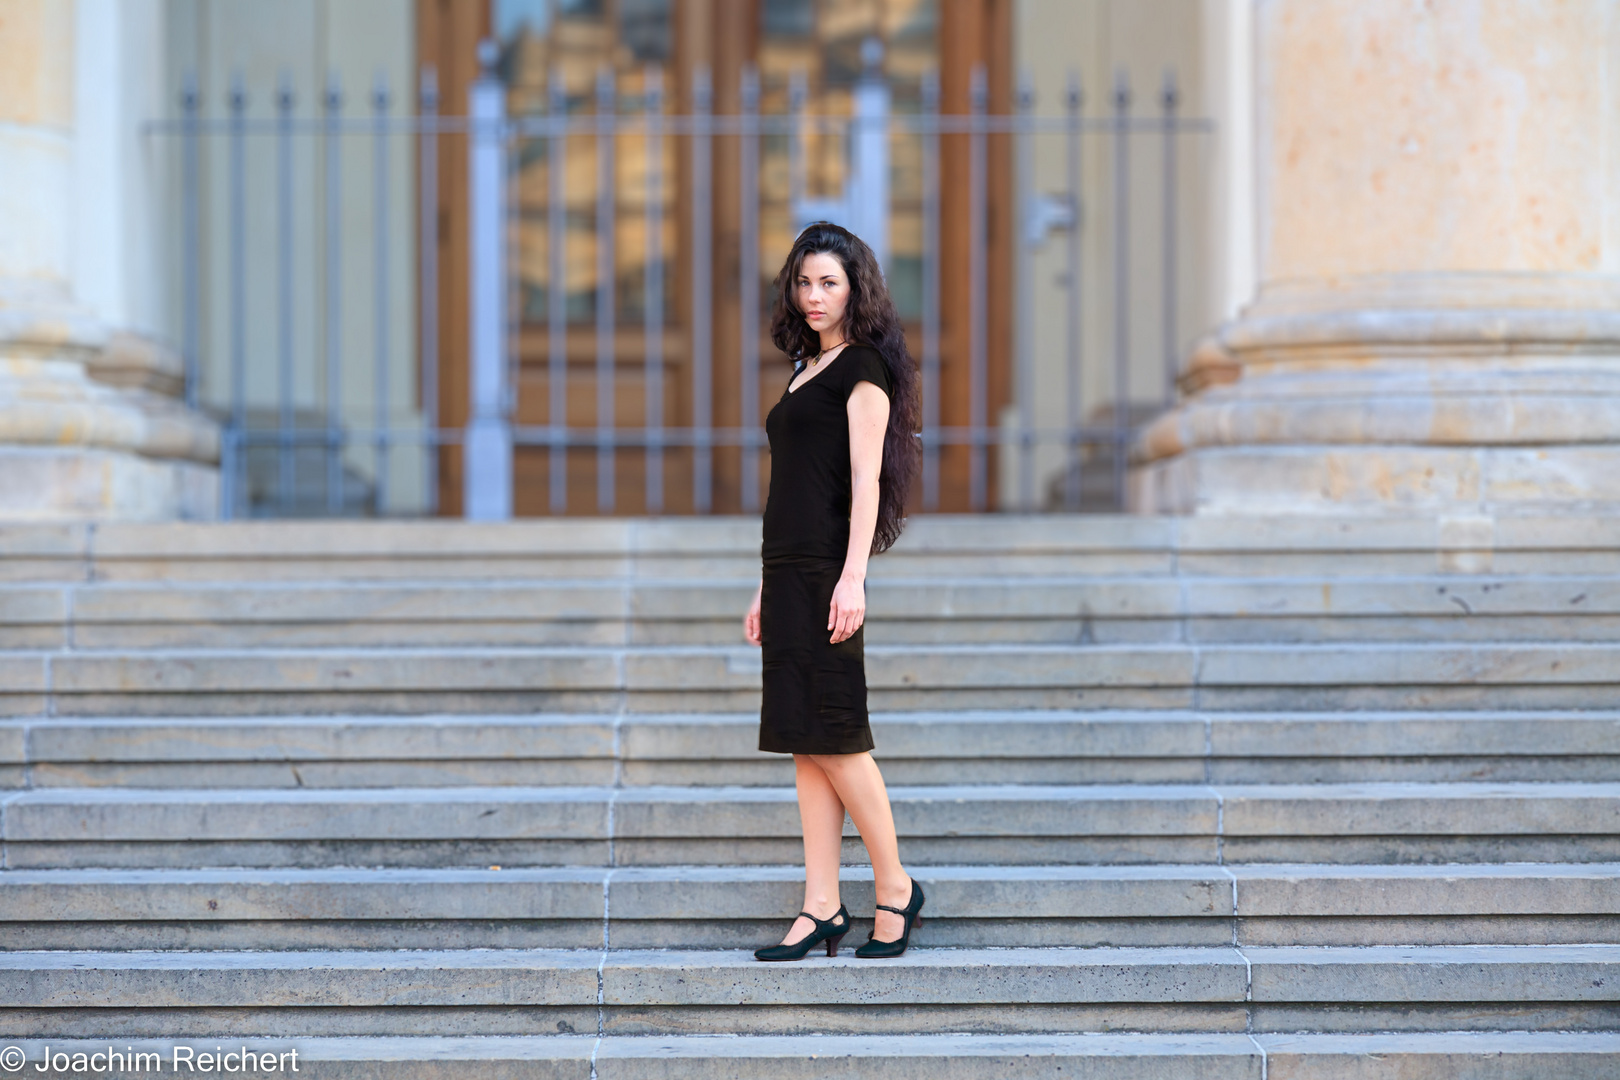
[152,56,1210,519]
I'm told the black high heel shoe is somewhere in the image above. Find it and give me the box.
[753,904,851,961]
[855,878,925,958]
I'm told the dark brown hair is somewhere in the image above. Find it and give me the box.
[768,221,921,555]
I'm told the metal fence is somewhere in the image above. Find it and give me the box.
[152,53,1210,519]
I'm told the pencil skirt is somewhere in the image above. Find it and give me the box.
[757,553,875,755]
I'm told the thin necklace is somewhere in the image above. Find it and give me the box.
[809,339,846,367]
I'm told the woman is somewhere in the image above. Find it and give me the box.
[742,222,924,961]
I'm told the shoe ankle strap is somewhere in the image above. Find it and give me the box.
[800,907,847,928]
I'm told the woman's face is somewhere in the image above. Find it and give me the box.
[795,251,850,338]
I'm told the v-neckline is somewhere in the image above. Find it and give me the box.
[787,343,852,395]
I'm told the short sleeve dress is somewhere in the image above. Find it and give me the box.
[758,343,894,755]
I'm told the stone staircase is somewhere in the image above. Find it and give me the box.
[2,514,1618,1077]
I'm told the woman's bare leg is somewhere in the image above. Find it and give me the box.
[779,753,849,945]
[809,751,912,941]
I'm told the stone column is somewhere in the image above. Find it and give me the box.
[0,0,217,520]
[1130,0,1620,515]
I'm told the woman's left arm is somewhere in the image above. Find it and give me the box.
[829,381,890,643]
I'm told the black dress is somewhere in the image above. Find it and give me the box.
[758,343,894,755]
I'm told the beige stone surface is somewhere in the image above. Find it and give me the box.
[1132,1,1620,515]
[0,358,217,459]
[0,2,221,522]
[0,335,221,522]
[84,333,185,397]
[0,449,217,521]
[0,0,75,295]
[1260,3,1614,279]
[0,0,72,128]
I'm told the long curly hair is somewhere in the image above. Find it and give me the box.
[768,221,921,555]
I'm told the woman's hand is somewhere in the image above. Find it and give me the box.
[828,573,866,643]
[744,579,763,645]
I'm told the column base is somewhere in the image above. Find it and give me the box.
[0,447,219,521]
[1131,276,1620,516]
[0,297,221,521]
[1129,444,1620,516]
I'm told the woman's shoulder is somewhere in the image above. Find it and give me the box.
[837,343,892,394]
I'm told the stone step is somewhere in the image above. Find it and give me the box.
[8,514,1619,584]
[5,1032,1620,1079]
[7,574,1618,649]
[7,640,1620,717]
[2,944,1617,1036]
[0,517,1172,584]
[2,864,1615,950]
[6,782,1617,868]
[7,711,1617,789]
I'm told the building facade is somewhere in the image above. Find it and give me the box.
[7,0,1610,522]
